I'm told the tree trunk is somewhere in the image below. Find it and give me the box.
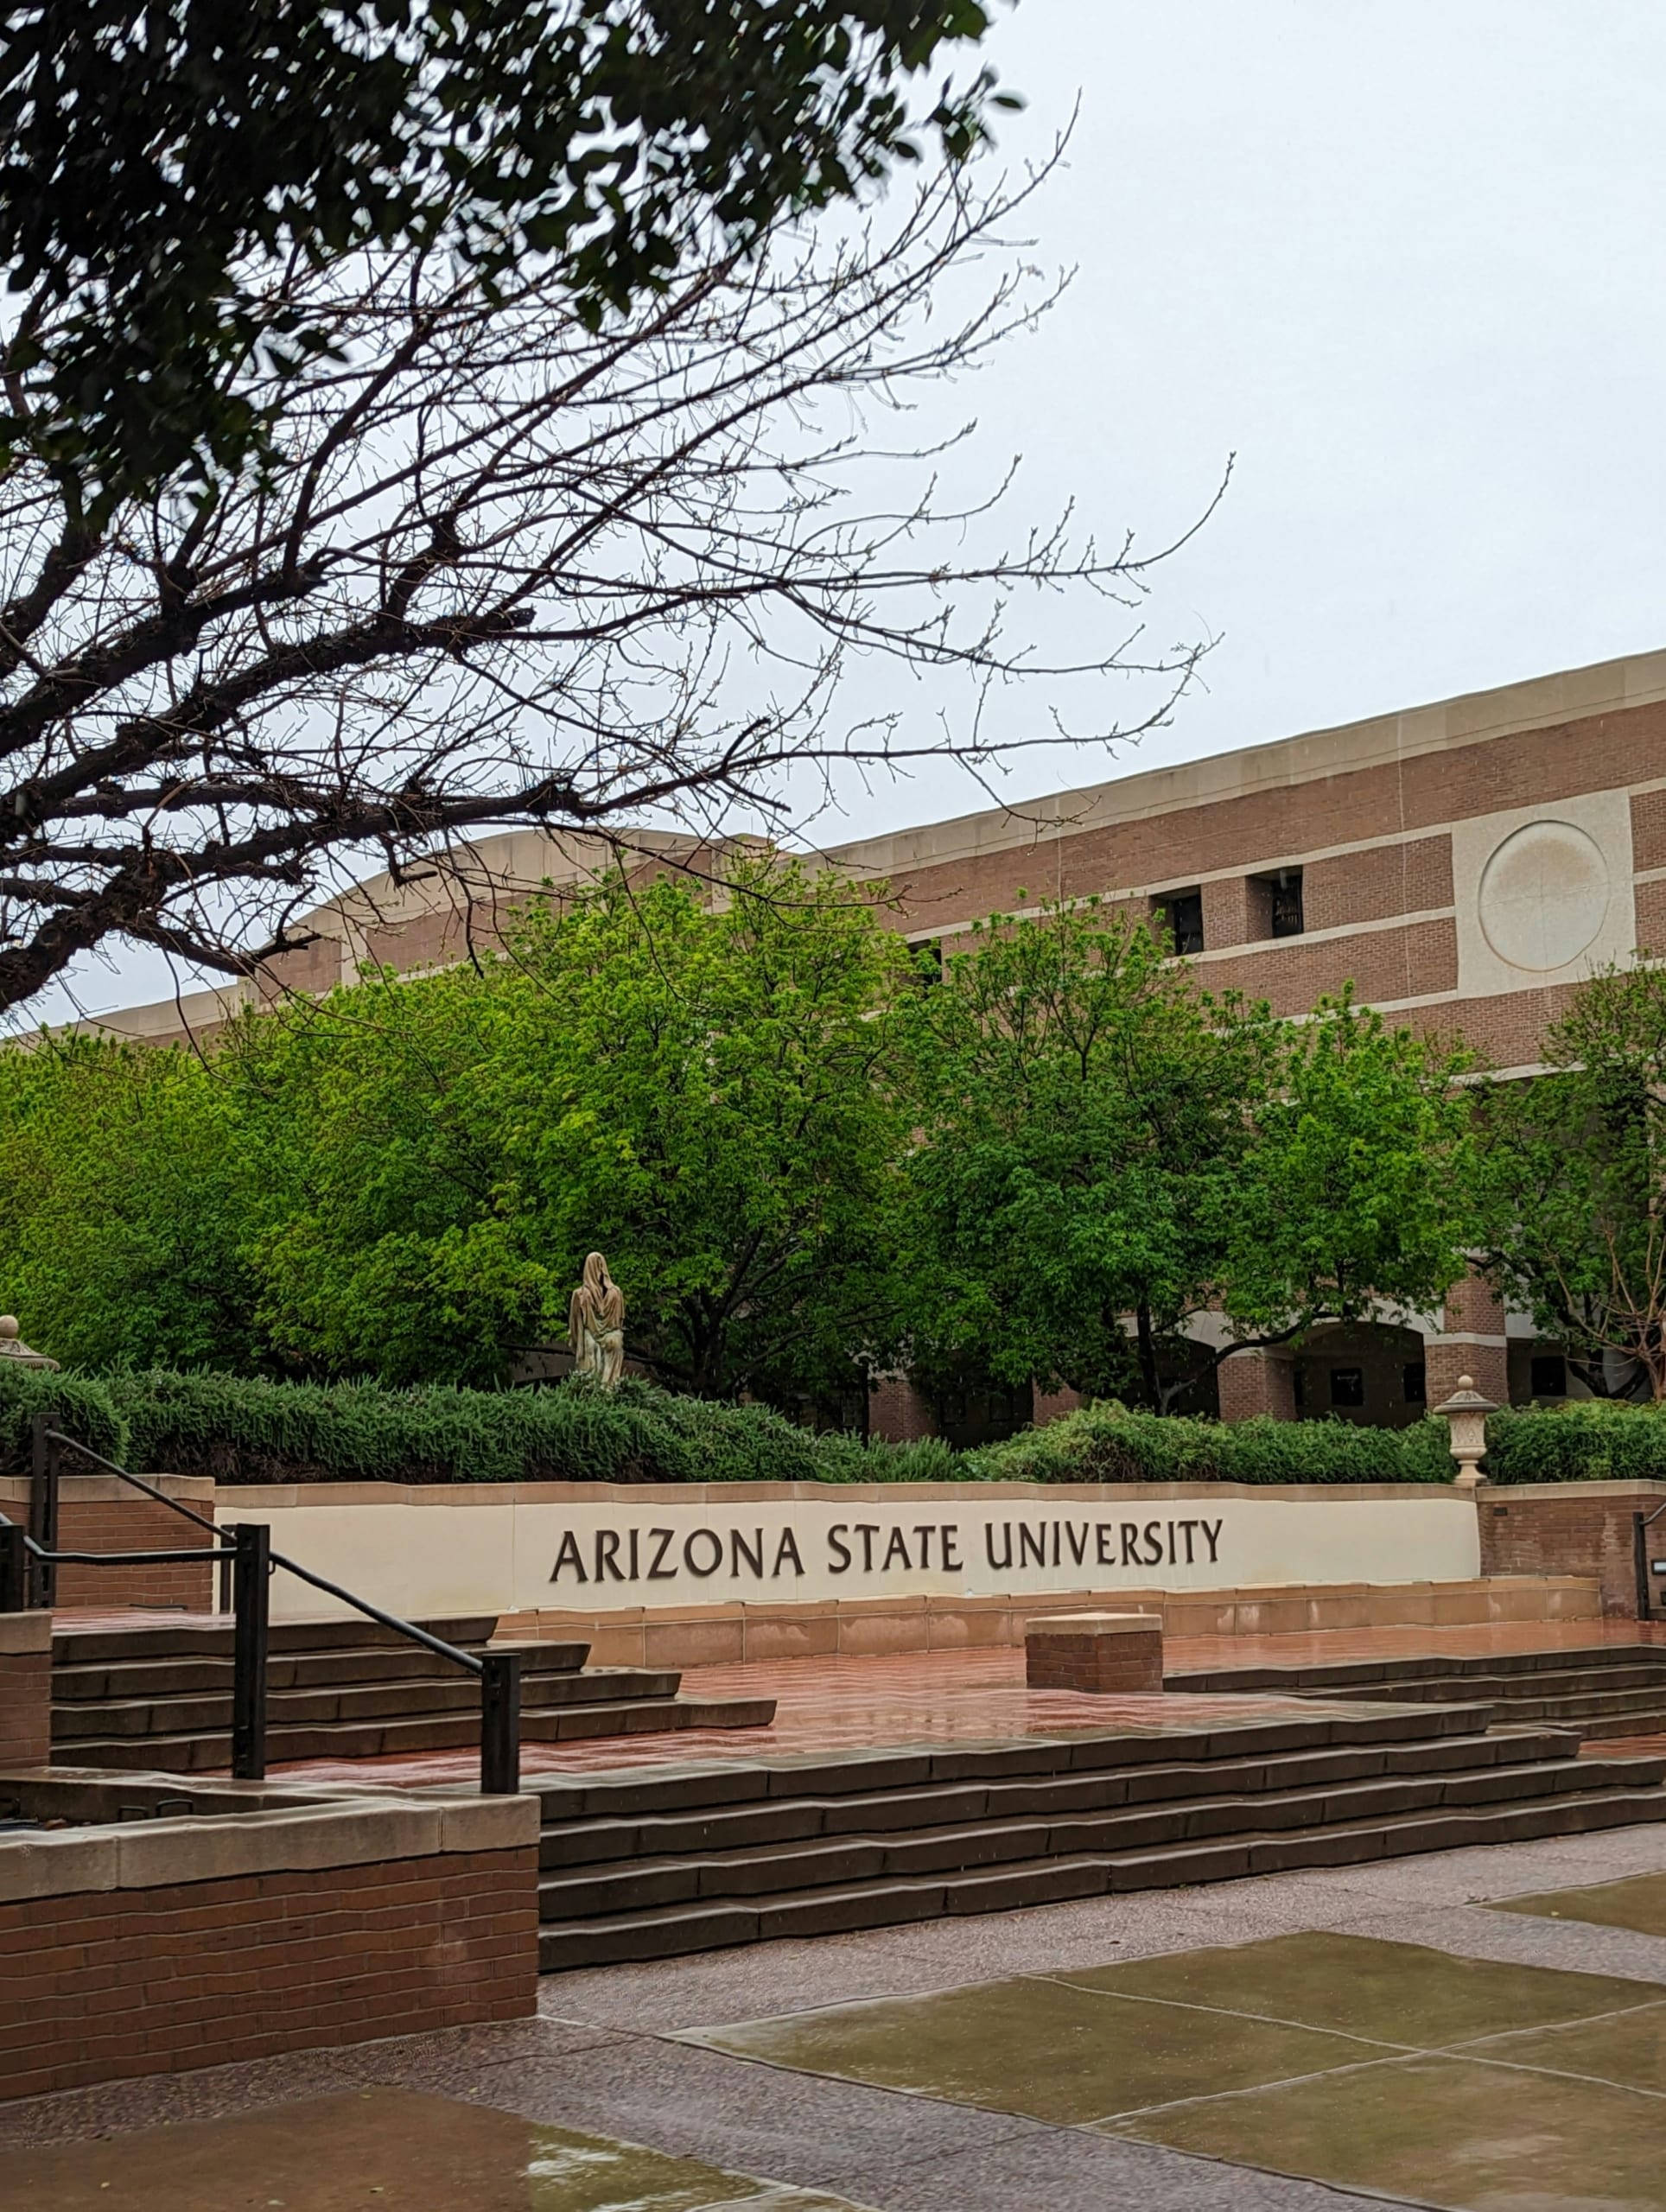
[1134,1301,1160,1412]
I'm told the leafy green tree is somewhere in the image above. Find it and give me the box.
[900,903,1476,1410]
[0,1033,264,1368]
[231,859,916,1396]
[899,900,1268,1407]
[1216,988,1479,1363]
[1478,963,1666,1400]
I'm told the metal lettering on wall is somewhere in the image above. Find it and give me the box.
[549,1514,1225,1592]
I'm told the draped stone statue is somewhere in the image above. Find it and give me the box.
[567,1253,626,1388]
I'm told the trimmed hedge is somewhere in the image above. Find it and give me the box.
[0,1366,129,1477]
[968,1402,1457,1485]
[0,1368,957,1487]
[1483,1399,1666,1484]
[19,1364,1662,1490]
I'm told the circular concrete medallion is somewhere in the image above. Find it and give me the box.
[1477,818,1611,972]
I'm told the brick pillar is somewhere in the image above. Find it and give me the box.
[1218,1347,1296,1423]
[1201,877,1252,950]
[1033,1382,1084,1427]
[0,1611,51,1767]
[0,1475,219,1611]
[1201,876,1274,951]
[1427,1266,1509,1408]
[868,1375,938,1442]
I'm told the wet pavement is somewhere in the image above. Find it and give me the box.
[0,2088,874,2209]
[10,1822,1666,2209]
[1494,1865,1666,1939]
[691,1931,1666,2202]
[263,1625,1666,1787]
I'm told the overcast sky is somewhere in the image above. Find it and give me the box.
[41,0,1666,1020]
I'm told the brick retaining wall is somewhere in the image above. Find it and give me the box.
[0,1792,538,2101]
[0,1613,49,1768]
[0,1474,217,1610]
[1480,1481,1666,1618]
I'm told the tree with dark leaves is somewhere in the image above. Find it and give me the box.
[0,0,1015,509]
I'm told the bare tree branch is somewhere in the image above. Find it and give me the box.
[0,154,1211,1016]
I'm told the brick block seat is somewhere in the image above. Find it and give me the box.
[1025,1611,1164,1694]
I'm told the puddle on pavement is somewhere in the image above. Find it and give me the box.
[0,2088,866,2212]
[1492,1867,1666,1940]
[685,1932,1666,2209]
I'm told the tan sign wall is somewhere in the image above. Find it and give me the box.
[213,1480,1482,1624]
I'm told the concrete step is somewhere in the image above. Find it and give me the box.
[539,1751,1655,1929]
[1570,1707,1666,1741]
[59,1692,779,1772]
[49,1664,686,1741]
[537,1754,1661,1918]
[49,1639,593,1701]
[532,1703,1503,1838]
[49,1615,502,1665]
[1315,1666,1666,1705]
[536,1727,1584,1870]
[537,1780,1666,1970]
[1167,1647,1666,1694]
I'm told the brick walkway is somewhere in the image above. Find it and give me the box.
[245,1618,1666,1788]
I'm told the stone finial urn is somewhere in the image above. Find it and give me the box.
[1433,1372,1496,1491]
[0,1316,57,1370]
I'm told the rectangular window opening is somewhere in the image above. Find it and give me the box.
[1529,1352,1568,1399]
[1402,1362,1427,1405]
[1268,867,1305,938]
[1152,887,1204,957]
[1329,1365,1364,1408]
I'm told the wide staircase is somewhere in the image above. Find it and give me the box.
[533,1698,1666,1970]
[1165,1643,1666,1740]
[48,1615,775,1773]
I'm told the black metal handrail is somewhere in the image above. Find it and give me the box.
[35,1421,229,1608]
[6,1426,521,1794]
[1635,1497,1666,1621]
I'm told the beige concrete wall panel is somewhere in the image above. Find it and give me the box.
[221,1481,1484,1620]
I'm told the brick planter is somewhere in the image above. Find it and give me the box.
[0,1782,538,2101]
[0,1472,218,1611]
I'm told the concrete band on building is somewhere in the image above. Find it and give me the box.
[73,645,1666,1438]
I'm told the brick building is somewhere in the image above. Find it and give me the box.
[84,646,1666,1434]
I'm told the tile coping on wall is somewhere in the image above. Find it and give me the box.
[8,1476,1666,1508]
[0,1474,213,1506]
[0,1775,537,1905]
[198,1478,1518,1506]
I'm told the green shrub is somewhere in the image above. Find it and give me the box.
[0,1366,128,1478]
[966,1402,1455,1485]
[86,1369,954,1487]
[1484,1398,1666,1484]
[25,1363,1650,1491]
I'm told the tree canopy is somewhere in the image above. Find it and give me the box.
[0,874,1483,1414]
[1478,961,1666,1401]
[0,0,1014,510]
[899,902,1476,1409]
[230,857,915,1395]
